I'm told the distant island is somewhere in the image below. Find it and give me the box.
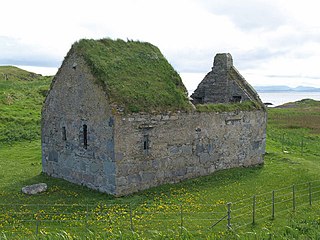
[254,85,320,92]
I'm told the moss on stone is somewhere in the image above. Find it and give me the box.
[196,101,262,112]
[72,38,192,113]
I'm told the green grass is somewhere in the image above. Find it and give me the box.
[195,100,262,112]
[0,66,52,144]
[0,66,43,81]
[268,99,320,134]
[1,103,320,239]
[2,139,320,239]
[72,38,192,113]
[1,66,320,238]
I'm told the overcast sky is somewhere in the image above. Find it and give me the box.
[1,0,320,90]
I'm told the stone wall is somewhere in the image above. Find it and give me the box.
[191,53,258,104]
[114,110,266,196]
[42,51,267,197]
[41,51,116,194]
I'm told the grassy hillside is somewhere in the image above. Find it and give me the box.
[269,99,320,135]
[0,66,42,81]
[0,66,52,144]
[1,67,320,238]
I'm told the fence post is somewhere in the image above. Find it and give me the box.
[227,202,232,229]
[272,191,275,220]
[35,204,40,235]
[309,182,312,206]
[301,137,304,155]
[36,220,39,235]
[180,204,183,236]
[85,204,89,230]
[281,133,285,152]
[252,195,256,225]
[129,204,134,232]
[293,185,296,212]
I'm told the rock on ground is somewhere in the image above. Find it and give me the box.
[21,183,47,195]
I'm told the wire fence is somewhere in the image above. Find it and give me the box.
[2,180,320,238]
[229,180,320,230]
[1,131,319,238]
[0,202,227,238]
[267,129,320,156]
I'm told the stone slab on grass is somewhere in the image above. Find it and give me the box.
[22,183,48,195]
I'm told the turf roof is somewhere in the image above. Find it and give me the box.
[72,38,192,113]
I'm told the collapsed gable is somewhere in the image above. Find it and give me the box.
[191,53,264,107]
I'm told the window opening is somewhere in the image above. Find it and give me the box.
[194,97,204,104]
[143,135,149,153]
[232,96,242,103]
[62,127,67,141]
[83,124,88,149]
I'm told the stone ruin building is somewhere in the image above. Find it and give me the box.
[191,53,262,105]
[42,38,267,196]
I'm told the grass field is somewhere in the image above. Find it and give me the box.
[1,67,320,239]
[0,66,52,144]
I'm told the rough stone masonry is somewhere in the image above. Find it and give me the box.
[41,39,266,196]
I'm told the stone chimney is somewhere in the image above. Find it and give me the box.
[191,53,235,104]
[191,52,264,106]
[213,53,233,70]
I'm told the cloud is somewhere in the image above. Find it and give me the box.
[234,48,288,70]
[266,74,320,80]
[197,0,288,31]
[0,36,61,67]
[1,0,320,87]
[166,49,215,73]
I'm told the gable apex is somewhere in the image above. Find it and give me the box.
[65,38,192,113]
[191,53,264,107]
[213,53,233,69]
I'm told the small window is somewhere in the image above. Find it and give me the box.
[83,124,88,149]
[194,97,204,104]
[232,96,242,103]
[62,127,67,141]
[143,135,149,153]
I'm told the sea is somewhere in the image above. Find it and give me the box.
[257,91,320,107]
[187,89,320,107]
[181,73,320,107]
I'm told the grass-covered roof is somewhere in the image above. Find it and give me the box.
[72,38,191,113]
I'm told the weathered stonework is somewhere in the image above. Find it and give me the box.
[42,40,267,196]
[42,52,116,194]
[191,53,262,105]
[114,110,266,195]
